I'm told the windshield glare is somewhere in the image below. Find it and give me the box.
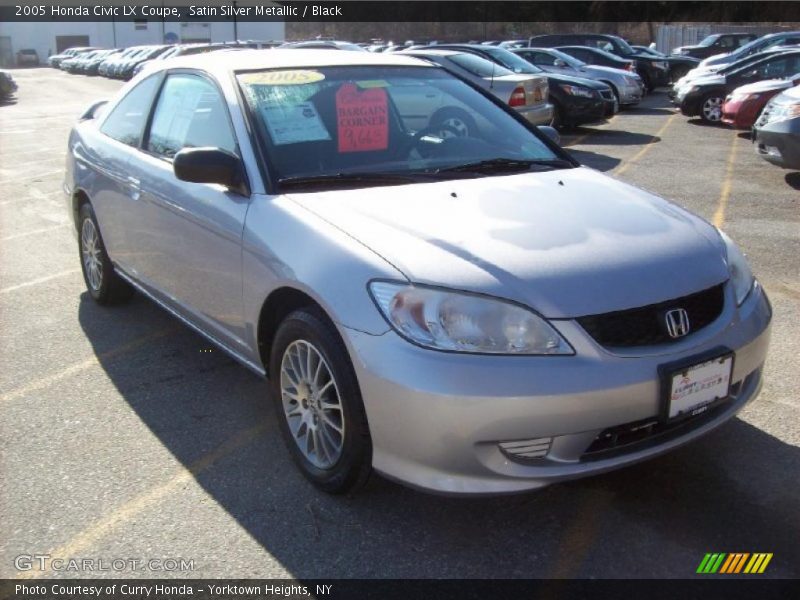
[237,66,564,186]
[698,35,720,48]
[482,48,542,74]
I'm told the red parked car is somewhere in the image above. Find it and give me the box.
[722,74,800,129]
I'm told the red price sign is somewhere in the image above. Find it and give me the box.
[335,83,389,153]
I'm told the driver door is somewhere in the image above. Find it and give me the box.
[127,71,251,351]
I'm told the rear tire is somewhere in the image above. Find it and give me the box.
[429,106,478,138]
[269,308,372,494]
[78,202,133,305]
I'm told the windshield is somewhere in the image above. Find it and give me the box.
[237,66,567,189]
[447,53,515,77]
[609,35,636,55]
[698,35,721,48]
[735,36,773,57]
[481,47,543,74]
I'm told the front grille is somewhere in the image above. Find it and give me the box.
[577,284,724,348]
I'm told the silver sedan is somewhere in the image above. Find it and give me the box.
[65,50,771,495]
[514,47,645,106]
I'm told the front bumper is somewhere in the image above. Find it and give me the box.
[516,102,554,126]
[754,117,800,169]
[342,283,771,495]
[618,83,643,106]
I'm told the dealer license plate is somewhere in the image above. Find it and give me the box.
[666,353,733,420]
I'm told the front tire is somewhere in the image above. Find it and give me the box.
[78,202,133,305]
[700,93,724,124]
[269,308,372,494]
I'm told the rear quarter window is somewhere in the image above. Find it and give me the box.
[99,74,161,147]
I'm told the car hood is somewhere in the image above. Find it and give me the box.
[732,78,795,94]
[582,65,637,79]
[675,45,704,53]
[691,73,726,87]
[546,72,610,90]
[701,52,735,67]
[286,167,729,318]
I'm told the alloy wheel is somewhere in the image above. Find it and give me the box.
[81,218,103,291]
[702,96,723,122]
[280,340,345,469]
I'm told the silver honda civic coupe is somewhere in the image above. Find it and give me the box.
[65,50,771,495]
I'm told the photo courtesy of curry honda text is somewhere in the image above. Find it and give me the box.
[65,50,771,496]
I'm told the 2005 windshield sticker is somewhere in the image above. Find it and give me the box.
[336,83,389,153]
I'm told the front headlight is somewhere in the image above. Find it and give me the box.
[559,84,596,98]
[718,229,755,306]
[369,281,573,355]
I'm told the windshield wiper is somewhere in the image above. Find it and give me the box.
[435,157,572,174]
[278,171,430,189]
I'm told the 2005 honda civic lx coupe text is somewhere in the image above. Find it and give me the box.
[65,51,771,495]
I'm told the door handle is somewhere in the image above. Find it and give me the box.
[126,176,141,200]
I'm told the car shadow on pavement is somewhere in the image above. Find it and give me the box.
[78,291,800,578]
[566,149,621,172]
[785,172,800,190]
[568,128,663,147]
[624,106,675,116]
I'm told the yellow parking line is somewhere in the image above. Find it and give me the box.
[713,132,740,227]
[0,328,176,404]
[544,488,615,580]
[614,113,678,176]
[15,421,269,579]
[0,269,80,294]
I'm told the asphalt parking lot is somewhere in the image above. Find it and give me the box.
[1,68,798,580]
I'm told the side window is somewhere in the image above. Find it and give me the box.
[146,73,237,159]
[718,36,735,49]
[571,49,590,62]
[757,57,789,79]
[530,52,557,66]
[99,75,160,147]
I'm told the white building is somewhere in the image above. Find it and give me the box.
[0,17,285,66]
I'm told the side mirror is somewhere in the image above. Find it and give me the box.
[173,147,247,193]
[538,125,560,145]
[553,58,567,67]
[79,99,108,121]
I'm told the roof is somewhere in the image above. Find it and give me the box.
[148,48,433,75]
[395,49,461,57]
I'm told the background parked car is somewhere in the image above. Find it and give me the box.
[678,49,800,123]
[671,47,800,101]
[555,45,637,74]
[514,47,643,106]
[431,44,617,127]
[529,33,670,90]
[754,84,800,169]
[0,70,17,99]
[281,40,366,51]
[631,45,699,82]
[672,33,758,59]
[16,49,39,67]
[49,47,97,68]
[83,49,121,76]
[722,74,800,129]
[118,45,172,80]
[398,49,553,127]
[698,31,800,71]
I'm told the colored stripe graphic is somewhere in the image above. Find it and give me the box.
[699,552,773,574]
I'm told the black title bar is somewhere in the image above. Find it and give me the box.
[3,1,800,22]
